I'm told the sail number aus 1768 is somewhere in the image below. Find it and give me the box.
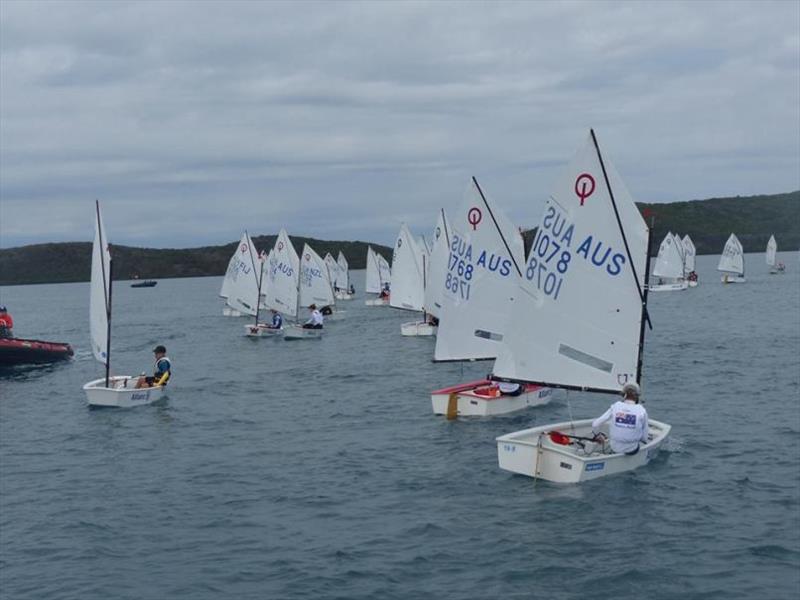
[445,253,473,300]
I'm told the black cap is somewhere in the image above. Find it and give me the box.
[153,345,166,354]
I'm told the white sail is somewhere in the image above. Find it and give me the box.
[224,232,263,317]
[717,233,744,275]
[219,247,239,299]
[378,254,392,287]
[389,223,426,312]
[424,209,452,319]
[682,235,696,273]
[300,244,335,308]
[265,229,300,317]
[90,201,112,365]
[324,253,339,289]
[492,131,649,392]
[766,235,777,267]
[365,246,382,294]
[434,178,525,361]
[652,232,685,280]
[336,251,350,289]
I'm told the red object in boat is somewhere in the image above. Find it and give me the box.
[0,337,74,366]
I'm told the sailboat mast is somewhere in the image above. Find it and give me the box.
[422,252,428,323]
[105,259,113,388]
[590,129,651,329]
[636,218,655,386]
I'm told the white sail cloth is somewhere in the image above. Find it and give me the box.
[434,178,525,361]
[717,233,744,275]
[90,202,112,365]
[265,229,300,317]
[653,232,685,280]
[424,209,452,319]
[682,235,696,273]
[300,244,335,308]
[766,235,777,267]
[492,131,649,393]
[223,232,264,317]
[390,223,426,312]
[337,252,350,289]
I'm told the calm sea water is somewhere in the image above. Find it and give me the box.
[1,252,799,600]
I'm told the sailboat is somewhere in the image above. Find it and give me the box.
[389,223,430,336]
[334,251,354,300]
[83,201,168,407]
[766,235,784,274]
[682,234,698,286]
[649,232,688,291]
[300,243,342,320]
[365,246,391,306]
[718,233,746,283]
[221,242,246,316]
[429,178,550,417]
[419,209,452,334]
[493,130,671,483]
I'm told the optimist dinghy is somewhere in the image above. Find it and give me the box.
[389,223,432,336]
[365,247,391,305]
[493,130,671,482]
[682,235,698,286]
[431,379,551,417]
[82,201,167,407]
[431,178,549,417]
[718,234,746,283]
[334,252,354,300]
[766,235,783,274]
[649,232,687,292]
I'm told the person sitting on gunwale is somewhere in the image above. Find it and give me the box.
[135,345,172,388]
[302,305,324,329]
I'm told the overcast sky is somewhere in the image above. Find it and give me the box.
[1,0,798,249]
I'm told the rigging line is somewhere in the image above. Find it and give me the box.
[589,129,652,330]
[472,176,523,278]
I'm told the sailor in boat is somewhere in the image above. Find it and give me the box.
[379,283,390,300]
[687,271,698,282]
[266,309,283,329]
[320,305,334,316]
[497,382,522,396]
[427,315,440,327]
[349,284,355,295]
[135,345,172,388]
[0,306,13,338]
[302,304,324,329]
[591,382,649,455]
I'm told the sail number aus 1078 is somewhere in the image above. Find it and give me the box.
[526,228,571,300]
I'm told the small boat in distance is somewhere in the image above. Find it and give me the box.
[718,233,746,283]
[131,279,157,288]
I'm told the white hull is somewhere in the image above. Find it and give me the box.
[431,380,551,417]
[401,321,437,337]
[222,307,244,317]
[365,297,389,306]
[83,376,167,408]
[244,324,283,337]
[334,291,354,301]
[649,281,688,292]
[687,280,698,287]
[283,325,324,340]
[720,274,746,284]
[496,418,671,483]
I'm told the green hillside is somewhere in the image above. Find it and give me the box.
[1,191,798,286]
[0,237,393,286]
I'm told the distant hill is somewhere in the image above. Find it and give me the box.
[1,191,798,286]
[0,237,393,286]
[521,191,800,258]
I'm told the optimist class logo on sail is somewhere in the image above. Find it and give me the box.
[525,172,627,301]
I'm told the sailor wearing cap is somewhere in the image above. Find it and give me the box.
[135,345,172,388]
[591,381,649,455]
[302,304,324,329]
